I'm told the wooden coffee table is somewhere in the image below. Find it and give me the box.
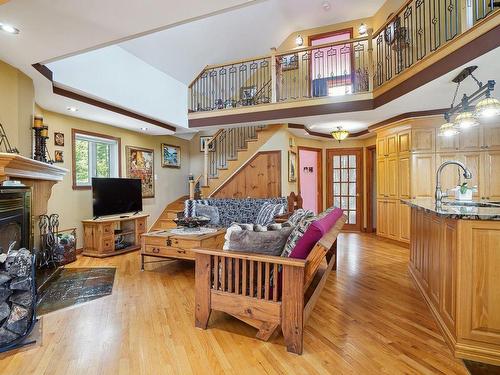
[140,228,225,270]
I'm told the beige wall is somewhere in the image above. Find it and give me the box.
[0,60,34,157]
[373,0,406,32]
[37,107,190,249]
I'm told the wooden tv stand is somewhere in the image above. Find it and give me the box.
[82,214,148,258]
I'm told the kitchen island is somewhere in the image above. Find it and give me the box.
[403,199,500,366]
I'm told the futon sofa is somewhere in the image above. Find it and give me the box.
[183,193,302,227]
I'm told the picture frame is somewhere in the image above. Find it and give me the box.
[54,150,64,163]
[54,132,64,146]
[199,136,214,152]
[126,146,155,198]
[161,143,181,169]
[281,53,299,71]
[288,151,297,182]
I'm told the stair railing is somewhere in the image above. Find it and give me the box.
[203,125,265,187]
[189,175,202,199]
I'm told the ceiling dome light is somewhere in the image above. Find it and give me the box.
[140,127,148,131]
[438,121,460,137]
[358,23,368,36]
[0,23,20,35]
[475,96,500,118]
[331,127,349,142]
[295,35,304,47]
[454,110,479,129]
[322,1,331,11]
[66,106,78,112]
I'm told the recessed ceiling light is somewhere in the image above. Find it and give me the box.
[322,1,331,11]
[0,23,20,35]
[67,106,78,112]
[140,127,148,131]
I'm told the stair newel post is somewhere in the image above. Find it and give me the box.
[367,28,374,93]
[270,47,277,103]
[460,0,473,33]
[204,141,209,187]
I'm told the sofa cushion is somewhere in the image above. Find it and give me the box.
[184,199,209,218]
[255,202,286,226]
[282,207,344,259]
[224,226,294,256]
[195,204,220,225]
[286,208,315,226]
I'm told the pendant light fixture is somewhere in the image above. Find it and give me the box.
[442,66,499,135]
[331,127,349,142]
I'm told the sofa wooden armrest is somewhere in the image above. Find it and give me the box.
[193,214,346,354]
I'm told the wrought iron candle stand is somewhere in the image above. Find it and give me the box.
[32,116,53,164]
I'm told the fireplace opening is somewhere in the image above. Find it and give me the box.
[0,187,31,252]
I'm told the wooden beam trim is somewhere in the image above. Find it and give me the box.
[32,64,176,132]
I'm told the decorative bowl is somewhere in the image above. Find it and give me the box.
[173,216,210,228]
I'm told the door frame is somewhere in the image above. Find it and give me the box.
[326,147,364,231]
[297,146,323,213]
[365,145,376,233]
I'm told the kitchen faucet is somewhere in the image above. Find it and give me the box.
[435,160,472,206]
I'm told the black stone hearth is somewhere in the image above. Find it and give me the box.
[0,249,37,352]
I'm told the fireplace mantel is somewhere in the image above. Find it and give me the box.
[0,153,67,181]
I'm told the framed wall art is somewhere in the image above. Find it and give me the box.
[126,146,154,198]
[288,151,297,182]
[54,132,64,146]
[161,143,181,168]
[54,150,64,163]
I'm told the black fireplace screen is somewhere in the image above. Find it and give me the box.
[0,187,31,252]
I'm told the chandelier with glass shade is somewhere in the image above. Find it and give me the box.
[438,66,500,137]
[331,127,349,142]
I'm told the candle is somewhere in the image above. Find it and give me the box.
[34,116,43,128]
[40,127,48,137]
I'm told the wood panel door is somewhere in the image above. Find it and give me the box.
[398,155,411,198]
[212,151,281,198]
[377,200,387,237]
[459,126,482,151]
[327,148,363,231]
[483,150,500,200]
[411,153,435,198]
[386,199,398,240]
[399,202,411,243]
[377,157,387,198]
[386,156,398,199]
[398,130,411,154]
[483,124,500,150]
[411,128,435,153]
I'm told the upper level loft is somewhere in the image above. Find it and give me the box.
[188,0,500,127]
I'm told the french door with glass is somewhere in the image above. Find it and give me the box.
[326,148,363,231]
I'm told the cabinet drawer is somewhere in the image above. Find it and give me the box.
[101,223,114,237]
[103,238,114,252]
[136,218,146,234]
[144,245,194,260]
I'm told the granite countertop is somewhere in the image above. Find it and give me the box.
[402,198,500,220]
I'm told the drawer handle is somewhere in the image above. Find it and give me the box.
[166,239,172,246]
[152,247,160,254]
[177,250,186,254]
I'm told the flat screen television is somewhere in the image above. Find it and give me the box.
[92,178,143,217]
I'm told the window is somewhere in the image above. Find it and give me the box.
[309,29,353,97]
[72,130,120,189]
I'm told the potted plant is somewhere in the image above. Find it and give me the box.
[453,182,477,201]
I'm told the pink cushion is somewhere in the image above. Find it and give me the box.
[289,208,343,259]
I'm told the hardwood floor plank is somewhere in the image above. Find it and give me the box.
[0,233,468,374]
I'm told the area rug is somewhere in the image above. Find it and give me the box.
[37,267,116,315]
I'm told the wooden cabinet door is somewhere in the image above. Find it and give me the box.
[386,200,398,240]
[386,157,398,198]
[398,130,411,154]
[460,152,481,198]
[483,124,500,150]
[436,134,459,153]
[377,157,387,198]
[459,126,482,151]
[436,153,463,194]
[411,128,435,153]
[377,200,387,237]
[428,215,442,308]
[440,219,457,335]
[377,137,387,157]
[399,202,411,243]
[483,150,500,200]
[398,155,411,198]
[387,134,398,157]
[411,153,435,198]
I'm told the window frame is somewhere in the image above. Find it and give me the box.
[71,129,121,190]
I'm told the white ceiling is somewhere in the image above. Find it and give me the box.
[0,0,259,133]
[121,0,385,84]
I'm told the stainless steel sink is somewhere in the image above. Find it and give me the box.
[442,201,500,208]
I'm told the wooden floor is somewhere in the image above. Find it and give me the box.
[0,233,469,375]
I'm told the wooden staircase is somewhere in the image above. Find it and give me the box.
[150,124,281,231]
[201,124,280,197]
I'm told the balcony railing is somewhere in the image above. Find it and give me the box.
[188,0,498,113]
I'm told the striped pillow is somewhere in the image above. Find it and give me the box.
[255,203,285,226]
